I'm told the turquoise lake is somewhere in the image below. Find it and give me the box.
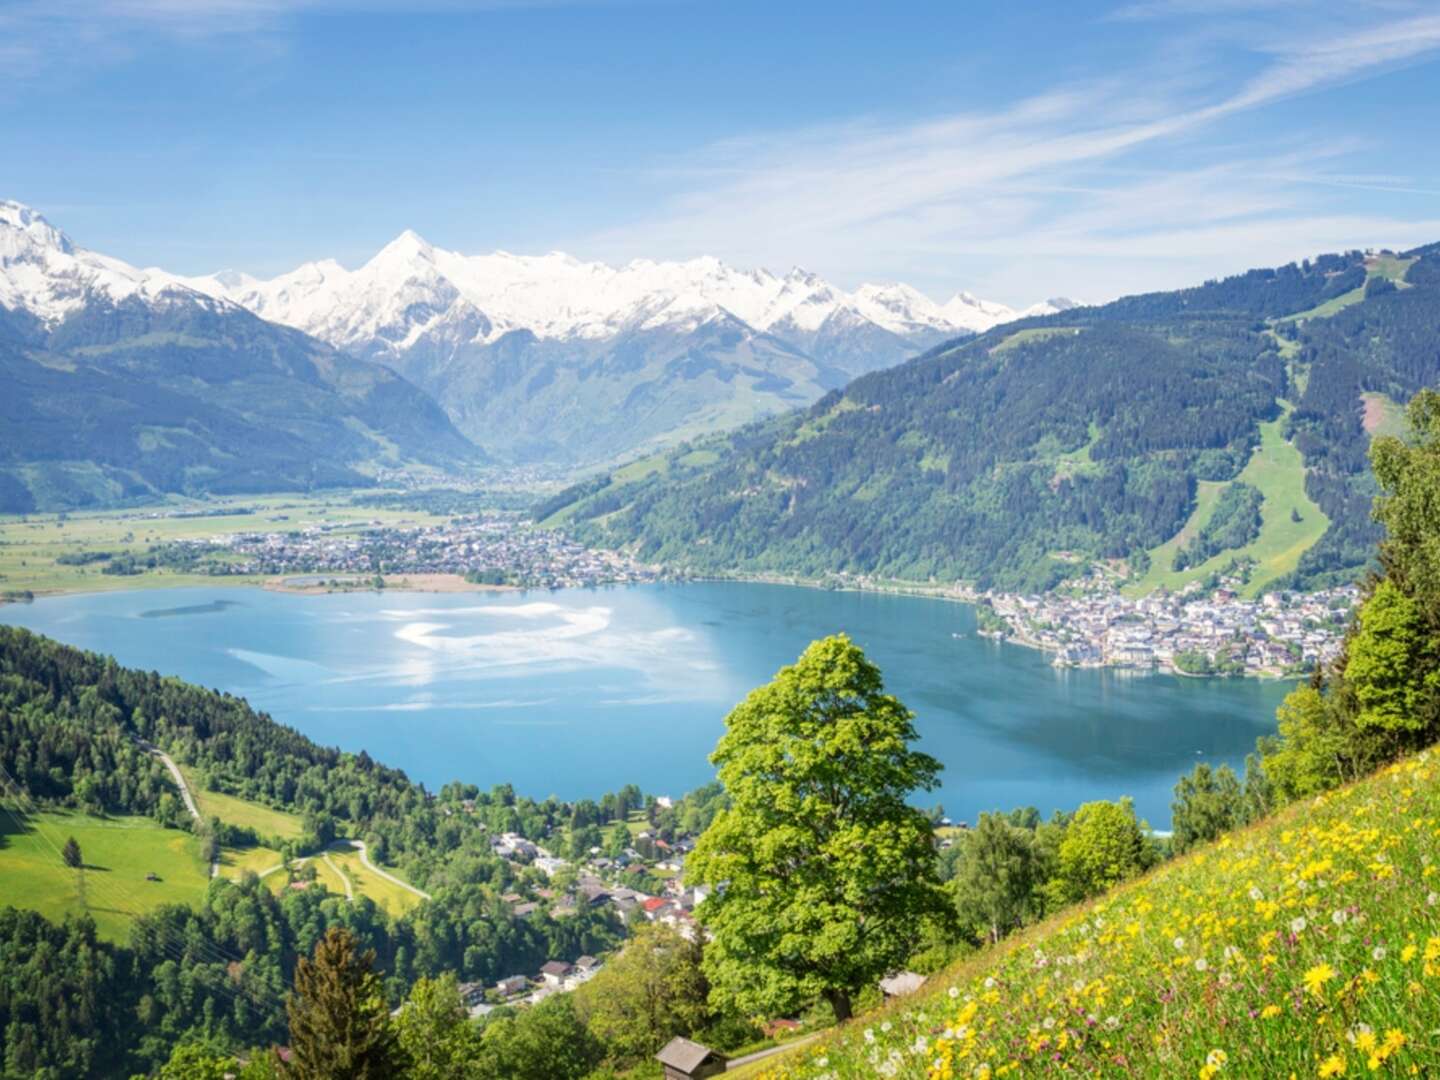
[0,582,1291,827]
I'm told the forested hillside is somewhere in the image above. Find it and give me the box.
[553,245,1440,593]
[0,297,479,513]
[0,626,624,1075]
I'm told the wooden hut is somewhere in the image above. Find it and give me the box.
[656,1036,727,1079]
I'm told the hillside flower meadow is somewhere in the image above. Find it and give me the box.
[755,750,1440,1078]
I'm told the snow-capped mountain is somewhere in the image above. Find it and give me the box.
[182,234,1067,371]
[0,201,478,511]
[1,199,1077,466]
[0,200,222,330]
[172,230,1074,463]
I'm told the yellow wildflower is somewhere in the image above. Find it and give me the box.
[1304,963,1337,998]
[1318,1053,1347,1077]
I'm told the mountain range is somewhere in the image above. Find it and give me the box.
[550,243,1440,594]
[175,230,1075,464]
[1,200,1074,472]
[0,201,477,512]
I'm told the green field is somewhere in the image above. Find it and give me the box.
[324,843,425,915]
[0,491,448,597]
[1277,254,1417,325]
[181,767,304,843]
[217,842,288,882]
[1127,407,1329,597]
[0,809,210,942]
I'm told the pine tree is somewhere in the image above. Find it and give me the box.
[285,927,404,1079]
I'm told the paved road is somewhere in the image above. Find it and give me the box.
[138,739,218,879]
[727,1034,821,1071]
[345,839,432,901]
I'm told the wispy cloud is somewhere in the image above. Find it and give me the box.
[588,6,1440,303]
[0,0,616,85]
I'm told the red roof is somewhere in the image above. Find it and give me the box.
[642,897,669,912]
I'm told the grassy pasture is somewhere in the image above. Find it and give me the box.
[324,843,424,915]
[744,747,1440,1079]
[0,491,447,597]
[181,767,304,843]
[0,809,209,942]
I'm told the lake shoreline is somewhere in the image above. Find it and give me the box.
[2,566,1313,683]
[0,580,1290,827]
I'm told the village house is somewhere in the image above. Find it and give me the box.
[495,974,528,997]
[540,960,573,987]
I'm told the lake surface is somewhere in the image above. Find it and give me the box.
[0,582,1290,827]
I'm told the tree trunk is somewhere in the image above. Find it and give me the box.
[824,989,853,1023]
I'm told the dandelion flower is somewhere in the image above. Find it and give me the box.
[1291,917,1308,934]
[1303,962,1336,997]
[1317,1053,1346,1077]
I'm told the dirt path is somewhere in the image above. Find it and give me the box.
[727,1034,822,1071]
[321,852,354,901]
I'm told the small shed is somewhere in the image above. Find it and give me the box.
[656,1036,727,1080]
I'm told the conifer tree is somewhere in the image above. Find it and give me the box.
[285,927,403,1080]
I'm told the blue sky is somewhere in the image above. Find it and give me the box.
[5,0,1440,305]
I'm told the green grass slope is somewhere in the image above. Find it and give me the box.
[0,809,210,942]
[1127,409,1330,597]
[745,748,1440,1079]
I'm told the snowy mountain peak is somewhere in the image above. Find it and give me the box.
[371,228,437,267]
[1,199,1070,373]
[0,199,232,326]
[0,200,74,256]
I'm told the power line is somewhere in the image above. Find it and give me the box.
[0,766,289,1017]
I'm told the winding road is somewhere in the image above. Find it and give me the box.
[133,736,430,902]
[345,839,432,901]
[137,738,218,878]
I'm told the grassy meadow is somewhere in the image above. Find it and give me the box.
[0,491,447,597]
[0,809,210,942]
[745,747,1440,1079]
[181,766,305,844]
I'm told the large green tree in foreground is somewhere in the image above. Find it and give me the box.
[687,634,948,1023]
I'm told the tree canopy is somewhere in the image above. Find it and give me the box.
[687,634,947,1022]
